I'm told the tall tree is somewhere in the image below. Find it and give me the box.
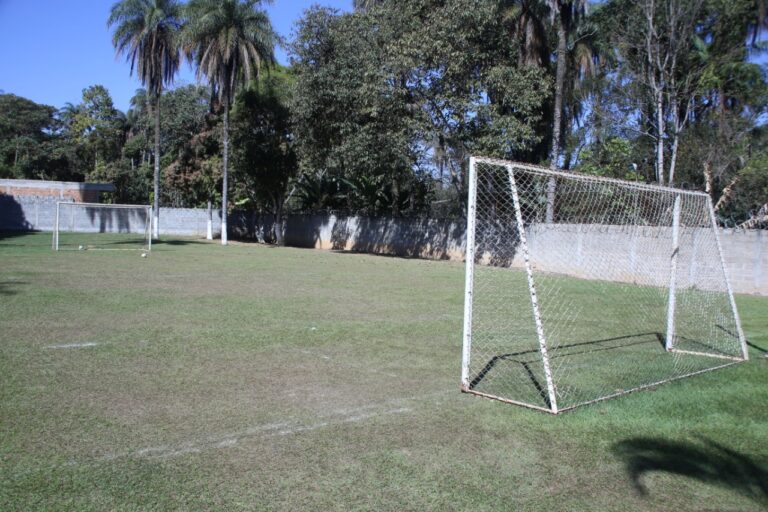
[182,0,276,245]
[109,0,183,238]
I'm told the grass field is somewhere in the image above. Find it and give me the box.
[1,231,767,511]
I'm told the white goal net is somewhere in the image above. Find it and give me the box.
[53,202,152,252]
[461,157,748,414]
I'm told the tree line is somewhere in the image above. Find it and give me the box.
[1,0,766,237]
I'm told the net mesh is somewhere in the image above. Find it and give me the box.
[55,203,152,251]
[462,157,746,413]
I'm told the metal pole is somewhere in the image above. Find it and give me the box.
[147,206,153,252]
[507,164,559,413]
[707,199,749,360]
[665,194,681,351]
[53,202,60,251]
[461,157,478,389]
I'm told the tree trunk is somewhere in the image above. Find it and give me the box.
[655,90,665,185]
[392,175,400,216]
[153,93,161,239]
[550,11,567,168]
[207,199,213,240]
[274,199,285,246]
[546,6,568,223]
[221,107,229,246]
[668,134,679,187]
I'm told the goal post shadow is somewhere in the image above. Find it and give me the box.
[465,331,745,406]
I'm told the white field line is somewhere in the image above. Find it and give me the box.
[102,391,450,462]
[44,340,150,350]
[46,342,100,349]
[126,407,413,460]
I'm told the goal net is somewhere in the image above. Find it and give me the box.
[461,157,748,414]
[53,202,152,252]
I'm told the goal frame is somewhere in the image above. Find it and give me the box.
[53,202,153,252]
[460,156,748,414]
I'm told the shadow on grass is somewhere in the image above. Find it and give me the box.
[468,333,663,409]
[0,230,51,247]
[613,436,768,506]
[152,239,210,246]
[0,281,27,295]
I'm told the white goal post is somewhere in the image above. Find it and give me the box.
[461,156,748,414]
[53,202,153,252]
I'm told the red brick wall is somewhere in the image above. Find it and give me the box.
[0,185,94,202]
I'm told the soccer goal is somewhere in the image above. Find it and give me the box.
[53,202,152,252]
[460,157,748,414]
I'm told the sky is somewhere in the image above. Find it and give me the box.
[0,0,352,112]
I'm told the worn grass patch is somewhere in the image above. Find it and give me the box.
[1,232,766,511]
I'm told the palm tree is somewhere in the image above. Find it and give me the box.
[108,0,182,238]
[182,0,275,245]
[548,0,587,169]
[500,0,550,68]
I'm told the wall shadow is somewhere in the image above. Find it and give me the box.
[0,194,31,238]
[229,210,275,243]
[612,437,768,506]
[325,215,469,260]
[84,205,141,233]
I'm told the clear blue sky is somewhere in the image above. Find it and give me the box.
[0,0,352,112]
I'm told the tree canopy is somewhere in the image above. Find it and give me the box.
[1,0,766,228]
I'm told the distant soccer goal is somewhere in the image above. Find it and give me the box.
[53,202,152,252]
[460,157,748,414]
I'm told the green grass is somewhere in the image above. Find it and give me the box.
[468,266,747,410]
[1,231,766,511]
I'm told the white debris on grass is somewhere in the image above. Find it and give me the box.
[46,342,100,350]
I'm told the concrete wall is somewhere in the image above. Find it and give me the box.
[236,213,766,296]
[0,194,221,237]
[2,195,765,295]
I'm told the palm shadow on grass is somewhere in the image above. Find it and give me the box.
[612,436,768,506]
[0,281,27,296]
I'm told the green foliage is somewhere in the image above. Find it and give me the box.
[108,0,183,98]
[182,0,276,108]
[231,66,297,213]
[0,94,61,179]
[2,0,767,225]
[291,1,551,216]
[578,138,643,181]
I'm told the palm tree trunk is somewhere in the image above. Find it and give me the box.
[551,13,567,167]
[153,94,161,238]
[221,107,230,246]
[546,8,568,223]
